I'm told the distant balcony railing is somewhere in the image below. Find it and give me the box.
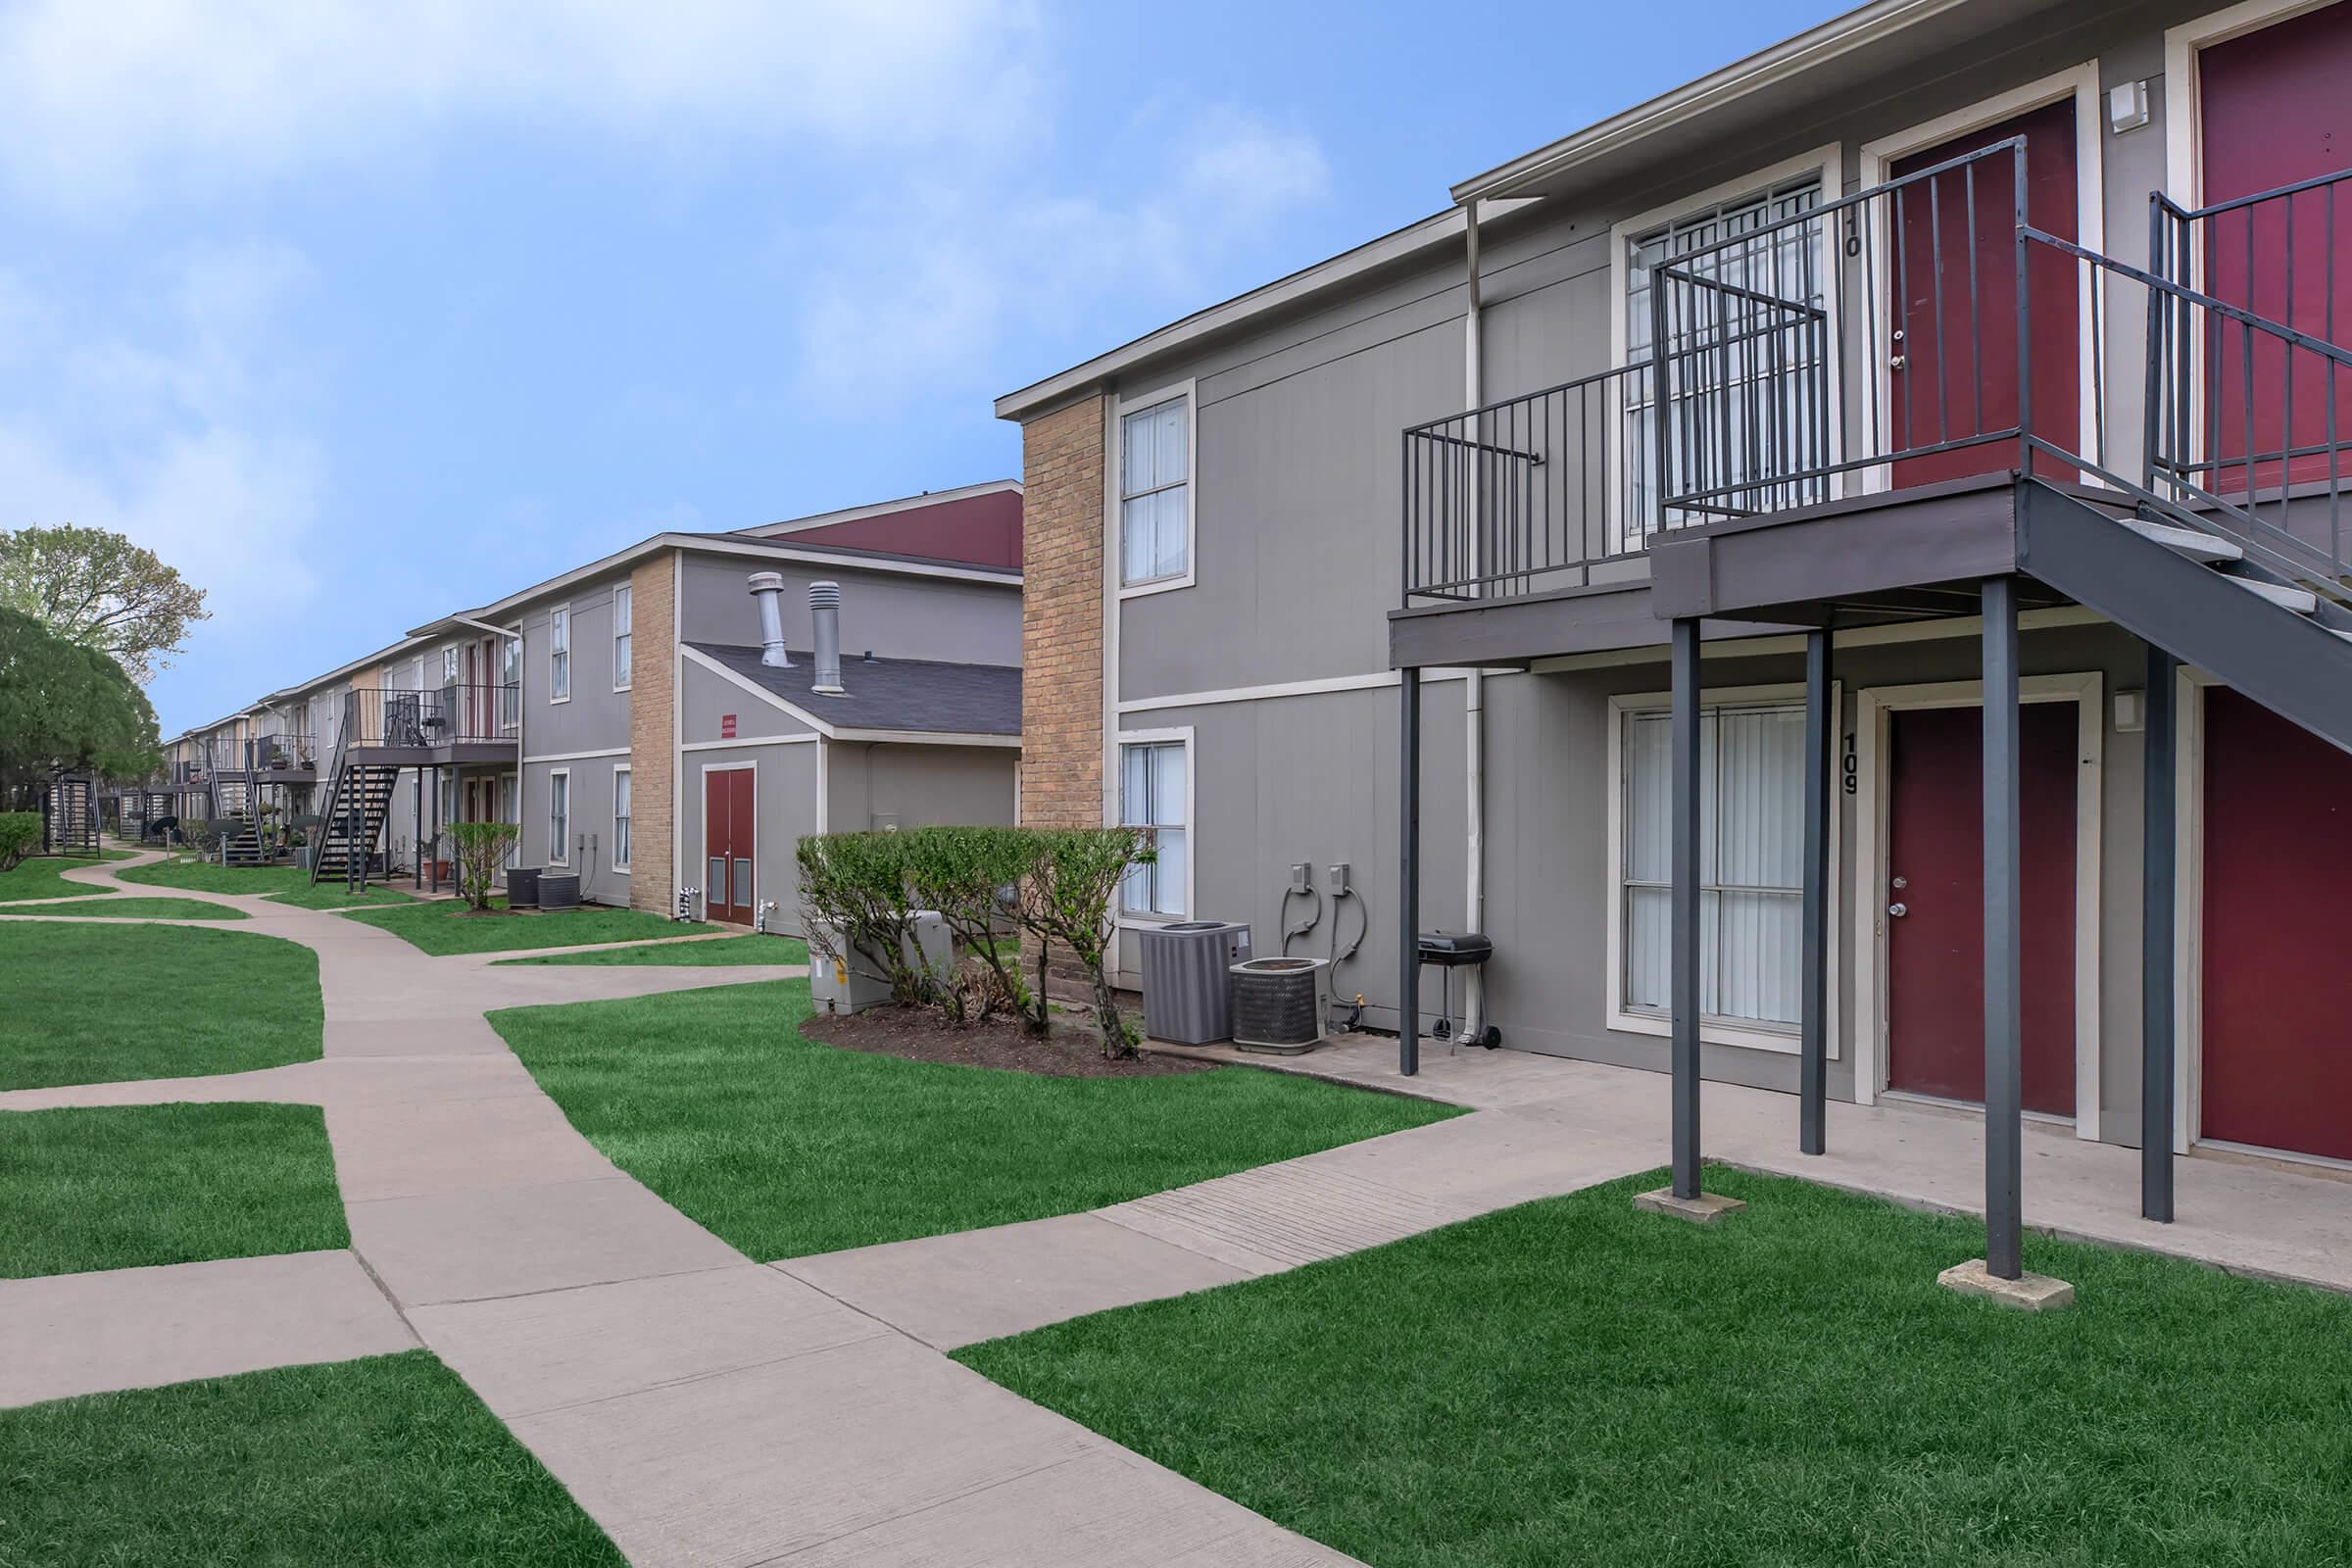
[344,684,520,749]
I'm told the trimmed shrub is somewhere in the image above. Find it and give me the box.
[0,810,39,871]
[1016,826,1153,1056]
[795,830,937,1008]
[902,825,1036,1029]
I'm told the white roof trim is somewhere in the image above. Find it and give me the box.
[730,477,1021,538]
[1449,0,1975,202]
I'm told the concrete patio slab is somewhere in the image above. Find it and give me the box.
[412,1262,889,1418]
[346,1175,744,1306]
[0,1250,416,1408]
[779,1213,1252,1350]
[326,1094,621,1201]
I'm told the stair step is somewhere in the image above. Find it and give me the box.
[2227,574,2320,613]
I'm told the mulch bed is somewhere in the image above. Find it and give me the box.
[798,1005,1214,1078]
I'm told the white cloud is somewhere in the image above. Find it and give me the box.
[0,247,325,646]
[792,107,1332,409]
[0,0,1045,214]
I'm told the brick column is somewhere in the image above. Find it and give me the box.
[628,550,676,912]
[1020,393,1107,828]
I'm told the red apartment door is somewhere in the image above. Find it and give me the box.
[2200,689,2352,1160]
[1888,97,2081,485]
[2198,0,2352,493]
[1885,703,2078,1114]
[704,767,756,925]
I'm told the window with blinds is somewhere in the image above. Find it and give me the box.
[1118,739,1188,917]
[1624,174,1828,542]
[1620,702,1805,1030]
[1119,396,1190,587]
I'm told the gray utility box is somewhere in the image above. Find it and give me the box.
[808,912,954,1016]
[1139,920,1253,1044]
[1231,956,1328,1054]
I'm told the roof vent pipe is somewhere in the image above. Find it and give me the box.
[808,581,846,695]
[748,572,792,667]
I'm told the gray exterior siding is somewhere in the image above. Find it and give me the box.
[678,554,1018,667]
[681,659,816,745]
[826,743,1017,834]
[675,742,823,933]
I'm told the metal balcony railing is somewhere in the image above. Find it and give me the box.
[1401,141,2352,609]
[344,684,520,749]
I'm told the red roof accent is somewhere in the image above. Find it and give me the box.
[778,489,1022,570]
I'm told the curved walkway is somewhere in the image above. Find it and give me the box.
[0,851,1355,1568]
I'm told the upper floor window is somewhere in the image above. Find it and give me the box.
[1119,393,1190,590]
[549,607,571,702]
[612,585,633,691]
[1622,172,1827,540]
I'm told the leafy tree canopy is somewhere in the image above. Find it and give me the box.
[0,523,209,683]
[0,606,164,804]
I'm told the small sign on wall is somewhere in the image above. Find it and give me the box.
[720,713,737,739]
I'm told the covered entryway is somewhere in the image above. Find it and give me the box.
[1883,701,2079,1115]
[2199,687,2352,1162]
[703,763,757,925]
[1887,94,2082,485]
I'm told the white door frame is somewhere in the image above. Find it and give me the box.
[1856,62,2107,489]
[1851,672,2105,1140]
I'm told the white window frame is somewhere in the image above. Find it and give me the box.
[1604,681,1842,1055]
[1607,145,1844,548]
[548,604,571,705]
[1113,725,1194,927]
[1113,379,1197,598]
[612,584,633,693]
[612,763,632,871]
[547,767,570,866]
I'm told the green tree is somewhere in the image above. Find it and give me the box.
[0,607,164,806]
[0,523,209,683]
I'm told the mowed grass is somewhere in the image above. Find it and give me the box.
[118,856,416,908]
[0,1351,624,1566]
[957,1167,2352,1568]
[345,898,718,956]
[0,896,246,920]
[496,933,808,966]
[1,1102,347,1277]
[0,856,117,902]
[0,921,323,1089]
[492,979,1459,1258]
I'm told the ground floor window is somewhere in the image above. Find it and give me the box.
[1118,734,1188,917]
[1619,699,1805,1030]
[548,770,570,864]
[613,765,632,870]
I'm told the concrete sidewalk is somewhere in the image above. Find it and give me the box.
[2,849,1357,1567]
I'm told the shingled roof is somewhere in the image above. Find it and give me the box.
[686,642,1020,738]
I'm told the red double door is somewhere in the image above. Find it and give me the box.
[1887,97,2082,485]
[1884,703,2079,1116]
[704,767,756,925]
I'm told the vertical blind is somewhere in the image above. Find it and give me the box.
[1119,397,1190,585]
[1119,740,1188,916]
[1622,702,1806,1028]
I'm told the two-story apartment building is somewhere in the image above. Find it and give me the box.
[1001,0,2352,1272]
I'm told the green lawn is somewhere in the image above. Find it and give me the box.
[496,933,808,966]
[0,1351,624,1566]
[0,921,323,1089]
[1,1102,347,1277]
[117,857,416,908]
[492,979,1459,1259]
[345,898,718,956]
[957,1167,2352,1568]
[0,896,247,921]
[0,856,118,903]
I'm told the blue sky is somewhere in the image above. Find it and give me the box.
[0,0,1833,735]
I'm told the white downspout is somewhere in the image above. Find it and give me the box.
[1461,198,1488,1048]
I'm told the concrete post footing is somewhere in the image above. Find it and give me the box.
[1938,1257,2075,1310]
[1633,1188,1747,1224]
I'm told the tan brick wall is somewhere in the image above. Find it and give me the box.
[627,550,676,912]
[1019,393,1107,829]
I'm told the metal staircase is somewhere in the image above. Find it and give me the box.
[308,752,401,884]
